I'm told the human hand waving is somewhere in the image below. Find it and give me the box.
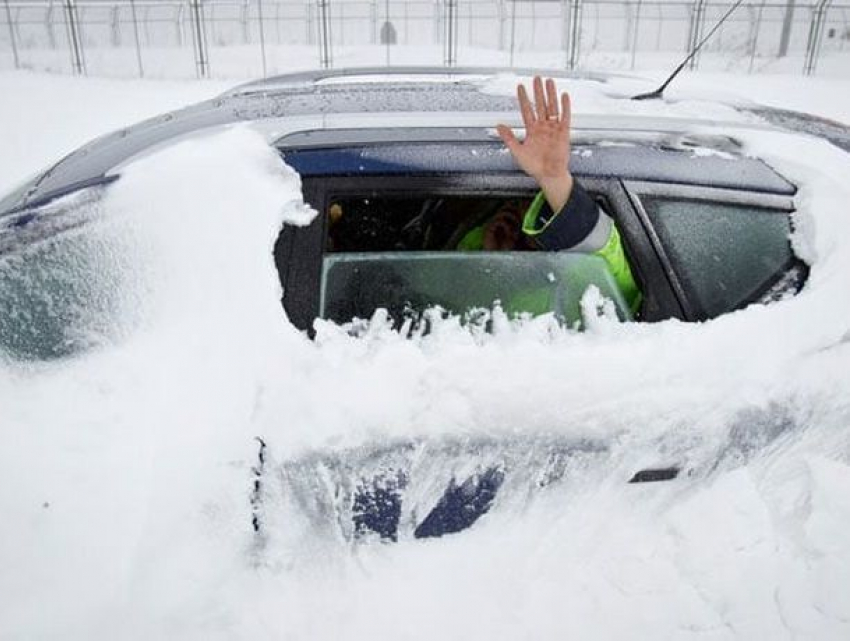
[496,76,574,213]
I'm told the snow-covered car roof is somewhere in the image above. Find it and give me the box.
[3,67,846,216]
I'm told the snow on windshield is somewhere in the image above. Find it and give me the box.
[2,124,850,639]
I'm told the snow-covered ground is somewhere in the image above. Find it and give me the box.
[0,73,230,196]
[2,69,850,640]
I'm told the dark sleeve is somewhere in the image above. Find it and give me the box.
[521,181,601,251]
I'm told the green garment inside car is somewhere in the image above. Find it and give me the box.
[457,191,642,315]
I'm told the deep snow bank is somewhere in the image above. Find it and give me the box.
[1,111,850,639]
[0,71,230,196]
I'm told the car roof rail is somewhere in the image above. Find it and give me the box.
[223,66,635,97]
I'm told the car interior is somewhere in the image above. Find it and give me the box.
[315,190,637,329]
[326,195,535,253]
[276,171,808,335]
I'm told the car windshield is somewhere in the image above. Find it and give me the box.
[0,189,134,361]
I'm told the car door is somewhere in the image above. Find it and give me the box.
[273,138,681,332]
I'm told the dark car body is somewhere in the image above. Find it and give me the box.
[2,68,846,542]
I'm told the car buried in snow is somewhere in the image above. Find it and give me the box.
[1,67,847,542]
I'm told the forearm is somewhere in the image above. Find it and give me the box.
[536,171,574,214]
[522,179,602,250]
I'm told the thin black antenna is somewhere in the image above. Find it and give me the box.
[632,0,747,100]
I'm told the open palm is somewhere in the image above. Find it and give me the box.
[497,77,574,212]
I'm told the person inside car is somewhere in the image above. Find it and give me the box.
[460,76,641,311]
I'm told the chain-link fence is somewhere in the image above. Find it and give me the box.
[1,0,848,78]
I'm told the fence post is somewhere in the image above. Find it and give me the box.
[404,0,409,45]
[189,0,210,78]
[63,0,86,74]
[630,0,643,69]
[142,4,149,44]
[568,0,583,70]
[467,0,472,45]
[176,3,185,47]
[46,1,58,49]
[561,0,570,66]
[509,0,517,67]
[803,0,831,75]
[256,0,268,76]
[384,0,390,66]
[3,0,20,69]
[686,0,706,69]
[432,0,440,45]
[275,2,281,44]
[316,0,332,68]
[110,4,120,46]
[498,0,506,50]
[778,0,795,56]
[128,0,144,77]
[747,0,765,73]
[443,0,457,65]
[240,0,249,44]
[530,0,536,46]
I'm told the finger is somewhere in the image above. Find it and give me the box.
[560,91,572,133]
[533,76,547,121]
[546,78,559,121]
[496,124,520,153]
[517,84,535,128]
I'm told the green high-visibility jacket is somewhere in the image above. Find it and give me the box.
[458,184,642,313]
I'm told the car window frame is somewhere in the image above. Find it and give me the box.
[622,180,798,321]
[276,172,683,333]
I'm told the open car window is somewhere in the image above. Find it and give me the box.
[279,174,682,332]
[326,195,537,253]
[322,252,632,326]
[318,193,632,327]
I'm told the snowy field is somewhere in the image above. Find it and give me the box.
[2,67,850,640]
